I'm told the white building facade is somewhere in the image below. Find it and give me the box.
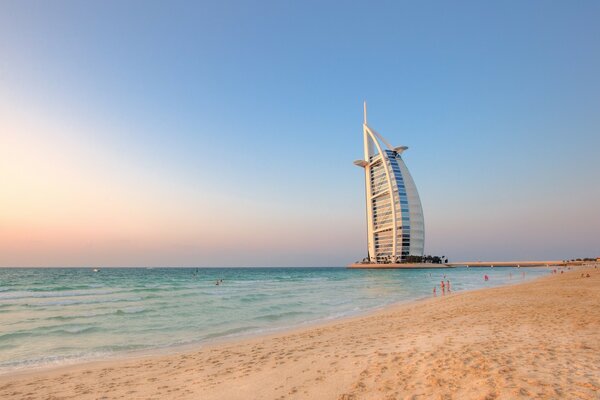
[354,103,425,263]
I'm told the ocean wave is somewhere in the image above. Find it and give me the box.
[58,326,102,335]
[115,307,147,315]
[0,351,112,374]
[253,310,309,322]
[0,289,118,301]
[43,307,148,321]
[46,312,110,321]
[0,324,104,342]
[91,343,149,353]
[141,294,161,299]
[29,296,142,307]
[238,293,269,302]
[202,325,261,340]
[29,285,88,292]
[128,287,165,293]
[0,331,32,341]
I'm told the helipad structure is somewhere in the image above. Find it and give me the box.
[352,103,425,264]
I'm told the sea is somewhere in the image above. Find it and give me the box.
[0,266,549,374]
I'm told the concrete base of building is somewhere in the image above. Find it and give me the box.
[347,263,455,269]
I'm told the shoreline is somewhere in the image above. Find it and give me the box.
[1,266,598,399]
[0,267,549,378]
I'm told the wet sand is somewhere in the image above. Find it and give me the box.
[1,266,598,399]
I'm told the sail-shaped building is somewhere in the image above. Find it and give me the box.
[353,103,425,264]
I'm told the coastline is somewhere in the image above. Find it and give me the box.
[0,266,549,377]
[1,266,598,399]
[0,267,547,377]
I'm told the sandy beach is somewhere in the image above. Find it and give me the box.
[1,267,598,400]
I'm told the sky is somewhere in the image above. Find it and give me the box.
[1,1,599,267]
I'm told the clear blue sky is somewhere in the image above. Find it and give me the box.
[1,1,599,266]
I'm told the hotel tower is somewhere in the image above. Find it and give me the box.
[354,103,425,263]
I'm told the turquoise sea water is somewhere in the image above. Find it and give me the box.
[0,267,549,373]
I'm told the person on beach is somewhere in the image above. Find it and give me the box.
[484,274,489,281]
[446,280,451,292]
[433,286,437,297]
[440,280,445,295]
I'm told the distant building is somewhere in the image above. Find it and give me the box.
[354,103,424,263]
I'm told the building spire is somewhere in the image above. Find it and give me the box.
[363,101,368,125]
